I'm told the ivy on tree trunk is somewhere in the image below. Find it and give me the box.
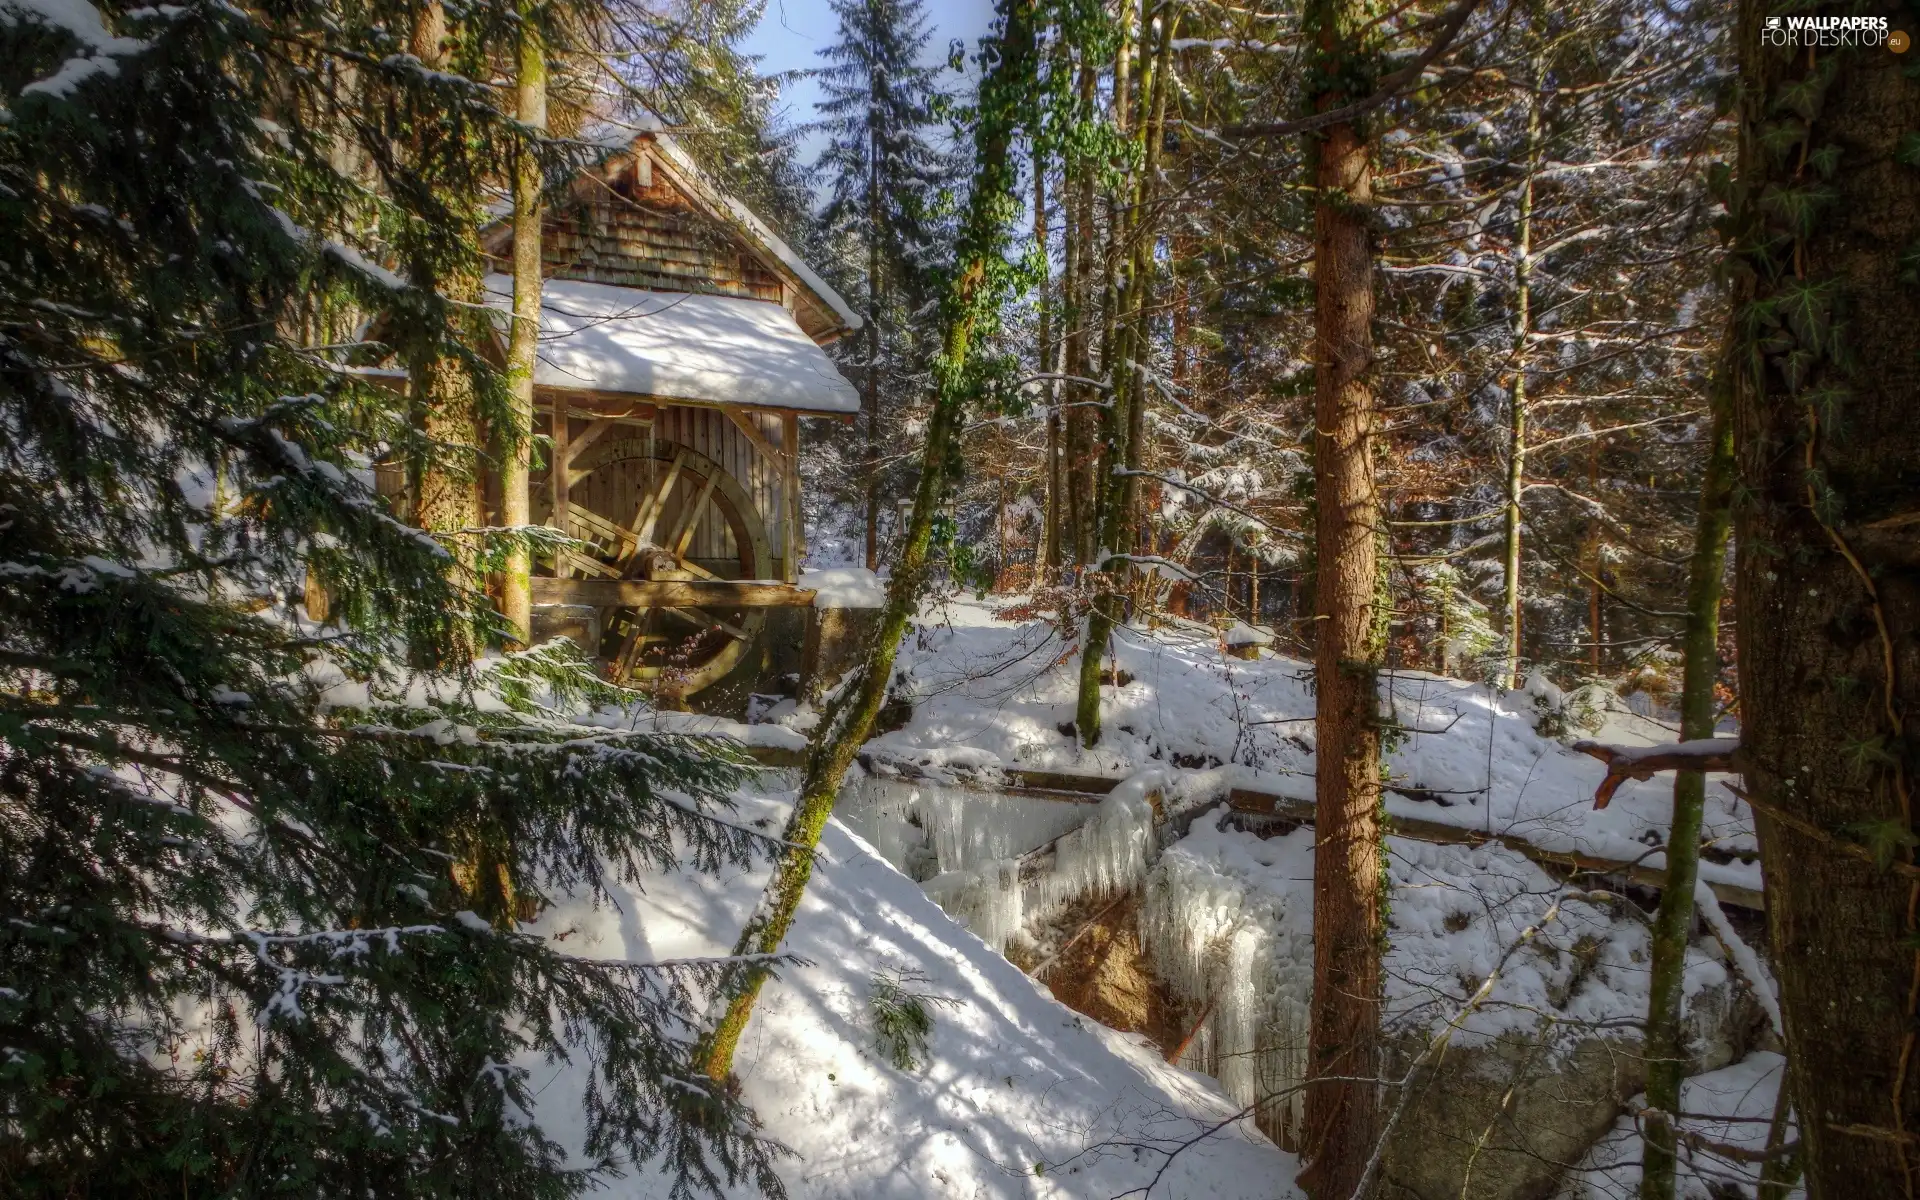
[696,0,1043,1084]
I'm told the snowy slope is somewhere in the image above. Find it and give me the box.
[524,789,1294,1199]
[838,598,1758,897]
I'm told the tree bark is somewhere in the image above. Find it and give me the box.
[1730,3,1920,1197]
[1075,2,1173,747]
[499,0,545,649]
[1639,346,1736,1200]
[1063,61,1099,567]
[1500,88,1540,691]
[1036,141,1061,578]
[695,0,1041,1083]
[864,114,883,572]
[406,1,484,585]
[1297,0,1383,1193]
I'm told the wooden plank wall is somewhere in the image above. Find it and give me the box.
[531,405,789,578]
[540,167,785,304]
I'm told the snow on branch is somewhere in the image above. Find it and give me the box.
[1220,0,1487,141]
[1111,467,1294,533]
[1570,738,1741,809]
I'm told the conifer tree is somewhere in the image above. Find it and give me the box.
[0,0,788,1193]
[813,0,953,569]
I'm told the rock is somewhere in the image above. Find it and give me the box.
[1375,974,1774,1200]
[800,605,882,704]
[1378,1033,1647,1200]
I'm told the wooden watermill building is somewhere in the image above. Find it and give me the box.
[478,123,864,703]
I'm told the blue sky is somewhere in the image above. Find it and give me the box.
[741,0,1000,163]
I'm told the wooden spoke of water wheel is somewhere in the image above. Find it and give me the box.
[559,437,774,698]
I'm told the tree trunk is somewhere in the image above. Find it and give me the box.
[1500,90,1540,691]
[499,0,545,649]
[1639,348,1736,1200]
[1296,0,1383,1193]
[1730,4,1920,1197]
[1064,61,1099,567]
[1587,438,1604,676]
[1036,141,1061,579]
[864,117,883,572]
[696,0,1041,1082]
[1075,3,1173,747]
[405,3,485,668]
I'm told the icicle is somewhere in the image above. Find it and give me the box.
[1025,775,1161,927]
[922,858,1024,952]
[1138,811,1316,1147]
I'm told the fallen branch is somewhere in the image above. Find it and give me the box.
[1628,1107,1802,1165]
[1165,996,1217,1065]
[1570,738,1741,809]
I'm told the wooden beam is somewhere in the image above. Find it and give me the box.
[1225,788,1765,911]
[549,400,569,574]
[629,447,687,551]
[533,383,847,422]
[669,468,720,559]
[566,501,633,550]
[558,417,618,485]
[723,408,783,465]
[532,579,817,608]
[661,605,750,641]
[557,549,621,579]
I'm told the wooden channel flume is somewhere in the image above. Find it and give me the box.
[742,748,1764,912]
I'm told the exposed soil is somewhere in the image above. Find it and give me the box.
[1018,891,1189,1057]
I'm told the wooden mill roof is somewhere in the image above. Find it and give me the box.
[481,120,861,345]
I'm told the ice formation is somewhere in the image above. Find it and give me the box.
[1140,809,1720,1147]
[1139,814,1314,1146]
[835,771,1168,951]
[835,775,1089,882]
[1026,774,1161,924]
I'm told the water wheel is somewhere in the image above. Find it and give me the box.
[557,437,773,699]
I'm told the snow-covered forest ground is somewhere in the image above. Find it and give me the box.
[573,594,1787,1199]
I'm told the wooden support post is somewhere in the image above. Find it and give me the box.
[783,412,800,583]
[723,408,783,465]
[549,400,569,576]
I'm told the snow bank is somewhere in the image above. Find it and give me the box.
[591,704,810,752]
[1221,620,1274,648]
[523,790,1293,1198]
[798,567,886,609]
[1559,1052,1797,1200]
[868,598,1760,898]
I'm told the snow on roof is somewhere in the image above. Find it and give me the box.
[485,275,860,414]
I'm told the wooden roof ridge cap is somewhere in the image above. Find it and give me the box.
[478,129,863,341]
